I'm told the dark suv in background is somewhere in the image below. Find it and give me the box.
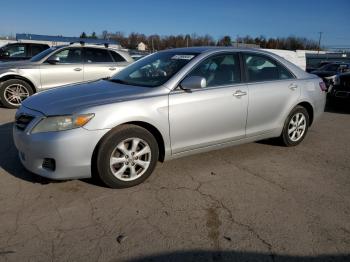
[0,42,50,62]
[328,72,350,102]
[311,62,350,88]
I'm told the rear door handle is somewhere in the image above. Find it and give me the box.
[74,68,82,72]
[289,83,298,90]
[233,90,247,98]
[109,67,116,71]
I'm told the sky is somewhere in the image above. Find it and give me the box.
[0,0,349,47]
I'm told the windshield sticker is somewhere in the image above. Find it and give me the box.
[171,55,195,60]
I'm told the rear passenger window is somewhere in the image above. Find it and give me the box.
[244,54,294,82]
[85,48,113,63]
[187,53,241,87]
[110,51,126,62]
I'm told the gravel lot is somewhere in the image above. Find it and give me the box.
[0,102,349,262]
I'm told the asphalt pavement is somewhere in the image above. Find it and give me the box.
[0,102,349,262]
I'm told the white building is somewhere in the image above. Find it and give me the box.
[137,42,148,51]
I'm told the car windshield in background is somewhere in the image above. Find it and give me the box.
[30,46,59,62]
[110,52,198,87]
[0,45,25,57]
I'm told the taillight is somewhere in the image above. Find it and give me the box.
[319,82,327,92]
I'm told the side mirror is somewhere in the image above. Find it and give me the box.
[180,76,206,91]
[47,55,60,64]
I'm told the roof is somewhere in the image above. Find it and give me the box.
[16,33,118,45]
[159,46,275,55]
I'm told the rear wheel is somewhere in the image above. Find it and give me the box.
[0,79,33,109]
[280,106,309,146]
[96,125,159,188]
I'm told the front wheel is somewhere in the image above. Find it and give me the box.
[0,79,33,109]
[96,125,159,188]
[280,106,310,146]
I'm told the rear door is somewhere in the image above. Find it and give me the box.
[83,47,116,81]
[109,50,130,73]
[243,52,300,137]
[39,47,84,89]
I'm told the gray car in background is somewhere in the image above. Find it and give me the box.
[0,43,133,108]
[13,47,326,188]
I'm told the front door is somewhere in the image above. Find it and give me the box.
[169,52,248,154]
[39,47,84,89]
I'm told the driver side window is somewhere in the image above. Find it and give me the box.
[51,48,82,64]
[187,53,241,88]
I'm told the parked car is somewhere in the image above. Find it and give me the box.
[328,72,350,101]
[0,42,50,62]
[0,43,133,108]
[311,62,350,88]
[130,54,146,61]
[306,61,332,73]
[13,47,326,188]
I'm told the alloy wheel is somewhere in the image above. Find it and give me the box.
[109,137,151,181]
[4,84,30,106]
[288,112,306,142]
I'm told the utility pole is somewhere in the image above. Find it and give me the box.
[151,37,154,53]
[318,32,323,54]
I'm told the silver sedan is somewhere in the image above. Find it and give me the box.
[13,47,326,188]
[0,43,133,108]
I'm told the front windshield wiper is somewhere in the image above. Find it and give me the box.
[108,78,130,85]
[107,78,157,88]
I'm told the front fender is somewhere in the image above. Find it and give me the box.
[79,95,171,158]
[0,71,40,92]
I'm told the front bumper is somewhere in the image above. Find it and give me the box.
[13,108,109,180]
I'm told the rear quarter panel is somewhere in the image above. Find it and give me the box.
[299,76,326,123]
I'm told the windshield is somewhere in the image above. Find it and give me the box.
[30,46,59,62]
[110,52,198,87]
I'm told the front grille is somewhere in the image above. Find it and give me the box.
[15,114,34,131]
[42,158,56,171]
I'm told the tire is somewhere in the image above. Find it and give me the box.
[280,106,310,147]
[96,125,159,188]
[0,79,33,109]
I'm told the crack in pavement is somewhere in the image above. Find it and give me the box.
[185,171,277,262]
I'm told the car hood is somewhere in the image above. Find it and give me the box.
[22,80,161,115]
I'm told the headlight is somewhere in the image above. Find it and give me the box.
[333,75,340,86]
[31,114,94,134]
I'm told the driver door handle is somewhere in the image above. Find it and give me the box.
[233,90,247,98]
[109,67,117,71]
[289,83,298,90]
[74,68,82,72]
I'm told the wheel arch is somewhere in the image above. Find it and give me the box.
[297,101,314,126]
[0,74,37,93]
[124,121,166,162]
[91,121,166,180]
